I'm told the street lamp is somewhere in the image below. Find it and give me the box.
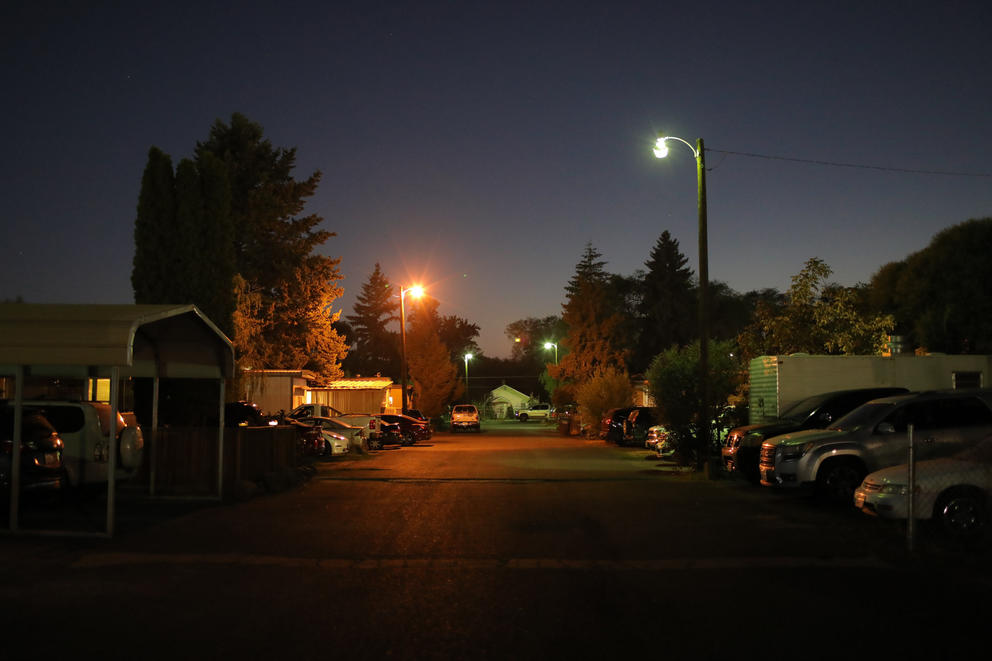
[543,342,558,365]
[399,284,424,412]
[654,134,710,470]
[464,353,473,399]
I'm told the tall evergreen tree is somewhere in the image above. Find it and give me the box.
[194,113,347,380]
[133,113,347,381]
[550,245,628,403]
[345,263,399,377]
[132,147,176,304]
[173,158,204,304]
[564,242,609,299]
[197,151,236,336]
[634,231,695,371]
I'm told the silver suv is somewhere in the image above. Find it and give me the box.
[23,400,144,487]
[758,389,992,503]
[451,405,480,432]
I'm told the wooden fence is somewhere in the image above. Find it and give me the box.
[140,425,298,499]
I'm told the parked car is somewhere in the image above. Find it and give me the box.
[759,389,992,504]
[403,409,430,423]
[855,434,992,539]
[380,413,432,444]
[285,403,345,421]
[621,407,657,446]
[645,425,670,453]
[0,406,65,497]
[225,401,278,427]
[336,414,401,450]
[20,400,143,488]
[310,417,352,455]
[723,388,908,483]
[312,418,369,454]
[450,404,481,432]
[516,403,552,422]
[601,407,635,443]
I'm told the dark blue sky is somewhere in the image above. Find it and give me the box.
[3,1,990,357]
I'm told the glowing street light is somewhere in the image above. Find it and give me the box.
[543,342,558,365]
[464,353,473,400]
[399,284,424,412]
[653,134,711,471]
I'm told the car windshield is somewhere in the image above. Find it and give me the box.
[453,406,475,413]
[828,402,895,431]
[778,393,832,423]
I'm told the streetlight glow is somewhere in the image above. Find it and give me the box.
[464,353,473,399]
[543,342,558,365]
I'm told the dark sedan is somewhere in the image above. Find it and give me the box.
[379,414,432,445]
[1,407,66,497]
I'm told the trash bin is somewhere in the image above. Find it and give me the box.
[558,418,571,436]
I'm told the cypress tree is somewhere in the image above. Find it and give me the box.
[132,147,175,304]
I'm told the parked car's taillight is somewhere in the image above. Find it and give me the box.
[370,418,376,430]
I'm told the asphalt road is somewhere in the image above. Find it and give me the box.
[3,421,989,659]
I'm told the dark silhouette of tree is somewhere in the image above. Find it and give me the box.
[345,263,399,377]
[632,230,695,372]
[133,113,347,380]
[869,217,992,353]
[132,147,176,306]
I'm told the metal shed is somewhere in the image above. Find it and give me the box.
[0,303,234,537]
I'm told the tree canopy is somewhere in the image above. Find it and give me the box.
[132,113,347,382]
[737,258,893,360]
[344,263,399,378]
[869,217,992,353]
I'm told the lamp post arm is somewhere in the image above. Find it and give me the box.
[658,135,700,159]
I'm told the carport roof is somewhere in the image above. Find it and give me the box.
[0,303,234,379]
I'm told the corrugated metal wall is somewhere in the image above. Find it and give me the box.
[748,356,780,424]
[310,389,386,414]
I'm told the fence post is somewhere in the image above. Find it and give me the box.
[907,423,915,553]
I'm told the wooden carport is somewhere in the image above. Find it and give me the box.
[0,303,234,537]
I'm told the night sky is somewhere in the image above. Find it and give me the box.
[4,1,990,357]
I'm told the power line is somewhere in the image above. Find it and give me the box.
[707,148,992,178]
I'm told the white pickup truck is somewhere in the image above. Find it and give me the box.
[516,403,552,422]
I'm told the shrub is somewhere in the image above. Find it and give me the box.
[575,367,635,435]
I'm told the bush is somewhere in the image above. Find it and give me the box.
[645,339,743,467]
[575,367,635,435]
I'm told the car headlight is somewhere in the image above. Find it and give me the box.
[779,442,814,461]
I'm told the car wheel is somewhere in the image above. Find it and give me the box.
[815,460,865,504]
[934,488,988,540]
[519,414,528,422]
[402,433,414,446]
[368,436,382,451]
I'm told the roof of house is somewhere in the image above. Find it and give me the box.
[309,377,394,390]
[490,384,530,400]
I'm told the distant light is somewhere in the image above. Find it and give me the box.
[464,353,473,361]
[544,342,555,350]
[653,137,669,159]
[408,285,424,298]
